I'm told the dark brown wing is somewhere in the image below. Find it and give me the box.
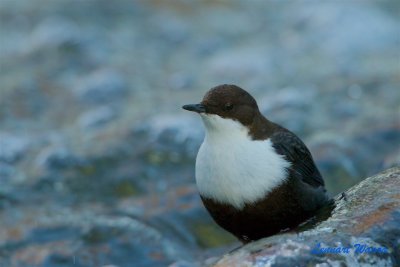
[270,130,325,188]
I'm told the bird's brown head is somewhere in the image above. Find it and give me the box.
[182,84,260,126]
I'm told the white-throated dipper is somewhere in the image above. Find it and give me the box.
[182,84,331,243]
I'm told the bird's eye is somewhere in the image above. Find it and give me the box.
[223,103,234,111]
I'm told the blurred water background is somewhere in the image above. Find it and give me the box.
[0,0,399,266]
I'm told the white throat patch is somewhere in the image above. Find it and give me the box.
[195,114,291,209]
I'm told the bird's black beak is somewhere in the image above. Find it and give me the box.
[182,103,206,113]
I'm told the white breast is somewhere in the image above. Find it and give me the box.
[196,114,291,209]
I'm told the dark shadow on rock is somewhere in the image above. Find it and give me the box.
[294,199,336,233]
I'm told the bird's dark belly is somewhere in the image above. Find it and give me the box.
[200,178,320,242]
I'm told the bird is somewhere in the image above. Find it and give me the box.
[182,84,331,243]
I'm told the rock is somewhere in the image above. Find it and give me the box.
[30,17,82,50]
[0,190,18,209]
[0,162,15,180]
[0,204,194,267]
[151,12,190,45]
[134,190,236,250]
[210,167,400,267]
[169,260,200,267]
[311,4,399,56]
[168,72,194,90]
[259,86,317,112]
[314,126,400,194]
[78,106,116,129]
[140,114,203,143]
[205,45,273,83]
[0,132,30,164]
[36,146,86,171]
[132,113,203,159]
[258,86,317,135]
[73,69,128,104]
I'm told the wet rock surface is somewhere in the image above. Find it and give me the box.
[0,0,399,266]
[211,167,400,267]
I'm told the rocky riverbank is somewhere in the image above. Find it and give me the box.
[0,1,399,266]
